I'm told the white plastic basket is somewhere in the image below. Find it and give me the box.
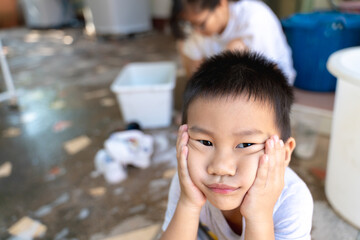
[111,62,176,129]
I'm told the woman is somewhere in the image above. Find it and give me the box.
[170,0,296,85]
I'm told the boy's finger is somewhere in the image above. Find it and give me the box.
[252,154,269,189]
[273,138,285,180]
[176,124,188,149]
[268,136,285,186]
[176,125,188,159]
[178,145,191,183]
[265,138,276,178]
[176,125,185,149]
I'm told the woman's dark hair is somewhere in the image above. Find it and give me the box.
[170,0,238,39]
[182,50,294,140]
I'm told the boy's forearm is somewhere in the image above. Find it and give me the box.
[160,202,201,240]
[244,217,275,240]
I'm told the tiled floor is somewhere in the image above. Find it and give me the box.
[0,27,359,239]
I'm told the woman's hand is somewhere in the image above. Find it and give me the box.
[176,124,206,210]
[240,135,286,223]
[226,38,248,52]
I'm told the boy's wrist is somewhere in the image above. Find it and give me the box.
[245,217,275,240]
[244,211,274,228]
[178,196,203,214]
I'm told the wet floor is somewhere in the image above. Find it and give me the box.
[0,28,359,239]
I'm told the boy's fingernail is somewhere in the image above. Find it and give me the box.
[274,135,279,142]
[269,139,274,148]
[280,140,284,147]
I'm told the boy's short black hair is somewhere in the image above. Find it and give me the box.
[182,50,294,140]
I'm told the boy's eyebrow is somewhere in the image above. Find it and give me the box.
[189,126,264,136]
[189,126,214,136]
[233,129,264,136]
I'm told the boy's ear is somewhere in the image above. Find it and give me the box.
[284,137,296,167]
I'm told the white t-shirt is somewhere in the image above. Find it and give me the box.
[162,167,313,240]
[182,0,296,85]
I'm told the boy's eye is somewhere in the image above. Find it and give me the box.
[198,140,213,146]
[236,143,254,148]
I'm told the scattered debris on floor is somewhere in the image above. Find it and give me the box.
[113,187,124,196]
[2,127,21,138]
[44,166,67,181]
[84,89,109,100]
[0,161,12,178]
[100,98,116,107]
[128,204,146,215]
[78,208,90,220]
[310,167,327,181]
[90,215,159,240]
[8,216,47,239]
[34,193,70,218]
[52,120,72,133]
[89,187,106,197]
[105,224,161,240]
[63,135,91,155]
[50,100,66,110]
[54,228,69,240]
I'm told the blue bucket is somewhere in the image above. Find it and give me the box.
[282,11,360,92]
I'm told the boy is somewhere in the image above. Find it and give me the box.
[161,51,313,240]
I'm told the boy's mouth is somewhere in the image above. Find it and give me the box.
[207,183,239,194]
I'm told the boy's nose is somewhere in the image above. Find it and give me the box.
[207,151,236,176]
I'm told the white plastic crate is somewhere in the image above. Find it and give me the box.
[111,62,176,129]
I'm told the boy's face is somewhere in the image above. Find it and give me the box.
[186,96,289,211]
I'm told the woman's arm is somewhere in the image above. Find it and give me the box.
[177,41,203,79]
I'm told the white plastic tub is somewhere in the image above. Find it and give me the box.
[111,62,176,129]
[326,46,360,229]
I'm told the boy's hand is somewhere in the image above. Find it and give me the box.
[176,124,206,210]
[240,135,286,223]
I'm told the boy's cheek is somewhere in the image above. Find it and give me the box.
[187,149,207,176]
[237,154,261,185]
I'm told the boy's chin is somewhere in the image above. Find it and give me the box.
[208,198,243,211]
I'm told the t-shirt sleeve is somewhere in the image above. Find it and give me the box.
[162,172,181,231]
[241,3,296,83]
[243,5,282,58]
[273,171,314,240]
